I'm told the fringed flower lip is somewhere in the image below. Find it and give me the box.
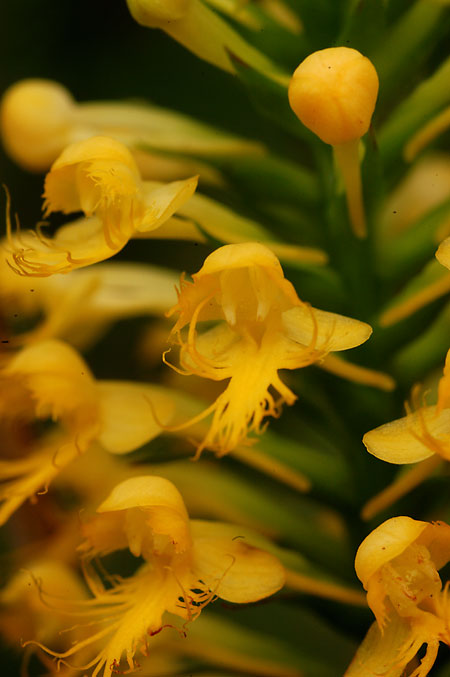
[346,516,450,677]
[25,475,285,677]
[6,136,198,276]
[163,242,372,457]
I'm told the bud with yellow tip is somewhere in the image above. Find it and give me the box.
[0,79,75,172]
[289,47,379,238]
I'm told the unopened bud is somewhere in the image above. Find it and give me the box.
[288,47,379,146]
[1,79,75,171]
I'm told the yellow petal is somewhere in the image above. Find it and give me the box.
[344,617,412,677]
[70,262,179,318]
[196,241,283,277]
[5,338,93,382]
[44,135,140,215]
[282,305,372,352]
[190,520,285,603]
[417,520,450,571]
[98,476,188,516]
[354,516,428,589]
[8,216,126,276]
[436,236,450,270]
[139,176,198,232]
[96,475,191,553]
[363,406,450,464]
[75,99,264,156]
[97,382,175,454]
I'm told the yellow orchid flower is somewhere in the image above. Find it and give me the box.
[165,242,372,456]
[7,136,197,276]
[364,347,450,465]
[288,47,379,238]
[0,340,176,525]
[361,349,450,518]
[345,516,450,677]
[126,0,288,83]
[0,78,262,174]
[28,475,285,677]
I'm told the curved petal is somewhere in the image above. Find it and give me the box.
[96,475,191,553]
[190,520,285,603]
[436,235,450,270]
[97,382,175,454]
[97,476,188,516]
[363,406,450,464]
[354,516,428,588]
[282,305,372,352]
[138,176,198,232]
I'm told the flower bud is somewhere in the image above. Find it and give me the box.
[0,79,75,171]
[126,0,190,25]
[288,47,379,146]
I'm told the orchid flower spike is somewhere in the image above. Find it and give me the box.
[0,339,176,525]
[126,0,288,83]
[345,516,450,677]
[165,242,372,457]
[28,475,285,677]
[288,47,379,238]
[6,136,197,276]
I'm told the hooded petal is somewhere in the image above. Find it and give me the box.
[97,476,191,555]
[98,476,189,517]
[43,136,141,216]
[355,516,429,589]
[190,520,285,603]
[363,406,450,464]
